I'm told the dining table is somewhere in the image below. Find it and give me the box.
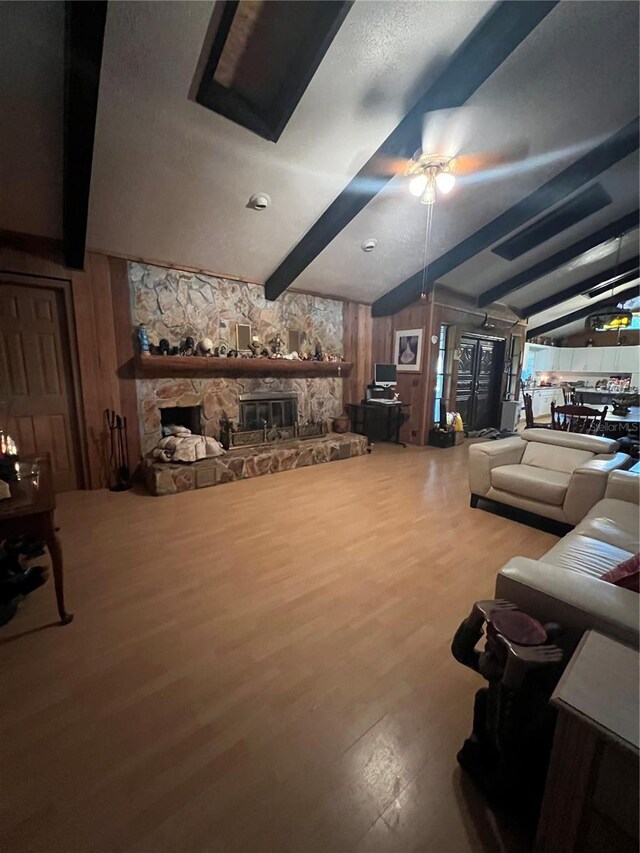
[604,405,640,439]
[0,453,73,625]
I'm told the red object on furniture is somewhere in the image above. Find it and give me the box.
[602,553,640,593]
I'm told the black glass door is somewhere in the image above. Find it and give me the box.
[455,335,503,430]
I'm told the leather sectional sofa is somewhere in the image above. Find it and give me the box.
[468,429,629,526]
[496,470,639,648]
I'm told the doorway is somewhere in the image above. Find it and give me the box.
[455,334,504,431]
[0,282,82,491]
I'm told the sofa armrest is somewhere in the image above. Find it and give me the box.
[563,452,630,525]
[496,557,639,649]
[468,437,525,497]
[605,469,640,504]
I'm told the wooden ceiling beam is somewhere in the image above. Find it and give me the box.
[264,0,558,301]
[373,118,640,317]
[63,0,108,270]
[526,282,640,339]
[478,209,639,307]
[519,254,640,319]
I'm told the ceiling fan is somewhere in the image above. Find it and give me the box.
[370,108,528,205]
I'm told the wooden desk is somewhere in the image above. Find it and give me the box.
[536,631,638,853]
[0,455,73,625]
[346,402,410,447]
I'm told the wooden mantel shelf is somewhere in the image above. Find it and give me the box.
[135,353,352,378]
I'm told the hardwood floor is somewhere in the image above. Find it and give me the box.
[0,442,559,853]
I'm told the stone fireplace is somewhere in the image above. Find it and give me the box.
[130,261,345,457]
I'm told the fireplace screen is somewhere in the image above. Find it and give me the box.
[239,392,298,430]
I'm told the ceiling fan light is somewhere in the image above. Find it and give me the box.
[409,174,427,197]
[435,171,455,194]
[420,183,436,205]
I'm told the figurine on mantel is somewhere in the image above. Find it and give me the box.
[179,336,195,356]
[137,323,150,353]
[270,334,285,357]
[197,338,214,356]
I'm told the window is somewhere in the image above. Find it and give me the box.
[433,324,449,423]
[196,1,352,142]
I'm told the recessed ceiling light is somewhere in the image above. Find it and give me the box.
[361,238,377,252]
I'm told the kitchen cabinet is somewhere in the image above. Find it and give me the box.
[555,348,573,371]
[529,345,561,373]
[570,347,603,373]
[600,346,640,373]
[532,388,557,418]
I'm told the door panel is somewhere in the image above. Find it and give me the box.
[455,335,503,431]
[0,284,80,491]
[455,339,476,427]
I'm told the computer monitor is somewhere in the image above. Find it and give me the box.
[374,363,397,387]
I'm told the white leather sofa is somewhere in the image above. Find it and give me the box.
[495,470,640,648]
[469,429,629,526]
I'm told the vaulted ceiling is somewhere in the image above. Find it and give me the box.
[1,0,638,335]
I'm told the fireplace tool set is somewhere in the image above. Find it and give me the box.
[105,409,131,491]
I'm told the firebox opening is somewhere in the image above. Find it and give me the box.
[160,405,202,436]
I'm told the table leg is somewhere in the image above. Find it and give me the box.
[43,515,73,625]
[391,409,406,447]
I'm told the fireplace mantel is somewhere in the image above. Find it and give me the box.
[136,353,352,378]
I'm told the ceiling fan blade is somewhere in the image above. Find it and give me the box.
[453,143,529,175]
[421,106,479,158]
[363,154,414,177]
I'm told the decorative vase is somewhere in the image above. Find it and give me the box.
[137,324,150,353]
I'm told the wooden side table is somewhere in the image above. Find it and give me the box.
[0,454,73,625]
[536,630,638,853]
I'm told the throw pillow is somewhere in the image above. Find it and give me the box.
[602,553,640,593]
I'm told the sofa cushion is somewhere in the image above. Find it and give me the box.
[543,533,633,579]
[520,428,619,454]
[521,440,593,474]
[491,464,570,505]
[575,499,640,553]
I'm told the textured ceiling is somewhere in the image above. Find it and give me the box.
[1,0,638,323]
[298,1,640,302]
[87,0,492,282]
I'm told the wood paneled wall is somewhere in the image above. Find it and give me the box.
[371,287,526,445]
[372,301,431,444]
[1,231,374,487]
[0,232,136,488]
[343,302,372,407]
[559,328,640,348]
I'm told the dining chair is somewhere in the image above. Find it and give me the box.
[523,393,549,429]
[550,402,608,434]
[561,386,583,405]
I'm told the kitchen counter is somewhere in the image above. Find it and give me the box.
[580,388,637,396]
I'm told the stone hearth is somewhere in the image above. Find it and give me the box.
[142,432,368,496]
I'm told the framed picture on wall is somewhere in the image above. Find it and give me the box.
[235,323,252,352]
[394,329,423,372]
